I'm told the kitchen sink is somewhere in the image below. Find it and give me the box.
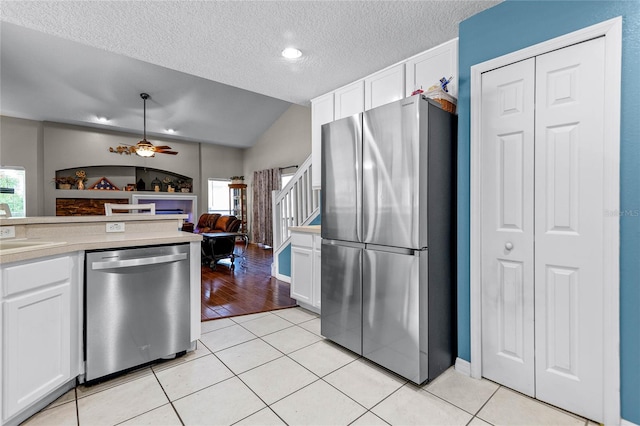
[0,239,67,254]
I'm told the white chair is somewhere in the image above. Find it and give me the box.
[104,203,155,215]
[0,203,11,218]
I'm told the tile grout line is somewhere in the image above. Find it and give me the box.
[424,383,487,418]
[471,384,502,424]
[74,386,79,426]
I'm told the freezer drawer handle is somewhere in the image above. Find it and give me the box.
[91,253,188,270]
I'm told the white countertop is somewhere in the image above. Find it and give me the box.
[0,214,188,225]
[289,225,321,234]
[0,215,201,264]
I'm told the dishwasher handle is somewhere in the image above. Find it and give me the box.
[91,253,188,270]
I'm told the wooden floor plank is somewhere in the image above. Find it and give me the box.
[201,242,297,321]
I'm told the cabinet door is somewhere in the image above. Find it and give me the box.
[291,246,313,305]
[405,38,458,98]
[312,237,322,309]
[334,81,364,120]
[311,93,335,189]
[3,282,71,419]
[365,63,405,110]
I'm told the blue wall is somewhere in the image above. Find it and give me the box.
[278,244,291,277]
[277,213,321,278]
[457,1,640,422]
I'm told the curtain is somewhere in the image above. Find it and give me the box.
[252,168,281,246]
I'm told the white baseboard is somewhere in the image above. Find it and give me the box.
[275,273,291,283]
[622,419,639,426]
[455,358,471,376]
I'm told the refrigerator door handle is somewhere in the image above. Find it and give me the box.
[365,243,424,256]
[322,239,366,249]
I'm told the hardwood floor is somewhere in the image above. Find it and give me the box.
[201,242,297,321]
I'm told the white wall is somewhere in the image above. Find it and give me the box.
[42,122,204,216]
[1,108,309,222]
[243,104,311,180]
[0,116,44,216]
[200,142,245,216]
[0,116,247,217]
[242,104,312,238]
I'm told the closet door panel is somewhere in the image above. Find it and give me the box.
[534,37,605,422]
[480,58,536,397]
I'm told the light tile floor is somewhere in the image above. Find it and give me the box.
[24,307,595,426]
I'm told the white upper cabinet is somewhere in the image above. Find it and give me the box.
[311,92,334,189]
[365,63,406,110]
[334,81,364,120]
[312,38,458,189]
[405,38,458,98]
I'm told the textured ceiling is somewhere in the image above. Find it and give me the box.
[0,1,500,147]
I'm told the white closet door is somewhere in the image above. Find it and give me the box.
[480,58,536,396]
[534,37,605,420]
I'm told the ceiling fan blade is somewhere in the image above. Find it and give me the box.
[158,151,179,155]
[153,145,172,150]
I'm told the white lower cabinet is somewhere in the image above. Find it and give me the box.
[313,236,322,309]
[1,253,81,424]
[290,231,321,313]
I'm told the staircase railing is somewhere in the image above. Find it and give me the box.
[272,154,320,279]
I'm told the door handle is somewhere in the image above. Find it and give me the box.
[91,253,187,270]
[505,242,514,251]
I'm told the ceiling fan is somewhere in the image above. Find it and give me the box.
[109,93,179,157]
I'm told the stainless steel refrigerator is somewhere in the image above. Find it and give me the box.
[321,94,456,385]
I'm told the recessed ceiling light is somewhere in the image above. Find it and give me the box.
[282,47,302,59]
[96,116,109,123]
[165,128,176,134]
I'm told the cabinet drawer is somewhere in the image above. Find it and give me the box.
[3,256,71,296]
[291,232,313,248]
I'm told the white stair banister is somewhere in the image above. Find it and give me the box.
[272,155,320,279]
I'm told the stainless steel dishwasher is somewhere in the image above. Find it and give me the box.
[85,243,192,382]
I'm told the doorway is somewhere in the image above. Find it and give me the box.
[469,18,621,424]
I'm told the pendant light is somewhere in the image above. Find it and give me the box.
[136,93,155,157]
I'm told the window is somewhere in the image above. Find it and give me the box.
[281,174,294,189]
[0,167,26,217]
[208,179,230,214]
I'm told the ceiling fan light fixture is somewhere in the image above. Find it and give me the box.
[282,47,302,59]
[136,93,156,157]
[135,139,155,157]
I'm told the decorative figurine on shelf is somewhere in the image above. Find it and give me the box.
[76,170,87,190]
[177,179,192,193]
[53,176,76,190]
[162,176,173,192]
[439,75,453,93]
[136,178,146,191]
[411,85,424,96]
[230,176,244,185]
[151,177,161,192]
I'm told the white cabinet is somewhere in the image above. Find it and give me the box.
[312,38,458,190]
[311,93,335,189]
[312,236,322,309]
[365,63,406,110]
[290,231,321,313]
[1,253,81,423]
[405,38,458,98]
[334,81,364,120]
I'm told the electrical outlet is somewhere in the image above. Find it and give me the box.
[0,226,16,239]
[106,222,125,233]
